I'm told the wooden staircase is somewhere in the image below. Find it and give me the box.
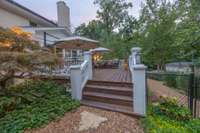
[81,80,141,117]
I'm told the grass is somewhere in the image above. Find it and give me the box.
[0,81,80,133]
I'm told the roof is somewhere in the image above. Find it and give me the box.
[21,26,71,34]
[1,0,57,26]
[57,36,99,44]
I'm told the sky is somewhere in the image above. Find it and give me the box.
[14,0,143,29]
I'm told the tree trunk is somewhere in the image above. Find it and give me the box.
[157,64,160,71]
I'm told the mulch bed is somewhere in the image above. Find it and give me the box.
[25,106,144,133]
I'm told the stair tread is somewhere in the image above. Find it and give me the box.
[85,84,132,91]
[83,91,132,101]
[81,100,143,117]
[88,80,133,86]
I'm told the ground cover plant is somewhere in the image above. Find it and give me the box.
[0,81,80,133]
[144,97,200,133]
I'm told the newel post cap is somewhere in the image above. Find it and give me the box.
[131,47,141,53]
[133,64,147,70]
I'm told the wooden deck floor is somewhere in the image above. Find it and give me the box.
[93,69,132,83]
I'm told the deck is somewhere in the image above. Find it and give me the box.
[93,69,132,83]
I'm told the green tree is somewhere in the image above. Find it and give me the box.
[94,0,132,39]
[74,20,104,40]
[135,0,179,70]
[174,0,200,61]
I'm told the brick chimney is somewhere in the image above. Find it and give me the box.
[57,1,70,30]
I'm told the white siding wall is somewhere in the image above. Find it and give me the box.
[0,8,30,28]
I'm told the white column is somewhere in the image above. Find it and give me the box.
[70,65,82,100]
[132,64,147,116]
[84,51,93,80]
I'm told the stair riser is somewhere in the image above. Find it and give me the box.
[87,82,133,88]
[84,87,133,97]
[83,95,133,107]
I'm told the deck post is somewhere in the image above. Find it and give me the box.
[84,51,93,80]
[130,47,147,116]
[132,65,147,116]
[70,65,82,100]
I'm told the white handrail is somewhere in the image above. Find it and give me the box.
[80,60,89,89]
[70,51,92,100]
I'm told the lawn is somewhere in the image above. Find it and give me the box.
[143,97,200,133]
[0,81,80,133]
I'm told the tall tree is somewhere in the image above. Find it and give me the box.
[174,0,200,61]
[135,0,178,70]
[94,0,132,39]
[74,20,104,40]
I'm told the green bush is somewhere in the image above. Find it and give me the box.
[144,97,200,133]
[0,81,80,133]
[0,97,21,117]
[153,97,191,121]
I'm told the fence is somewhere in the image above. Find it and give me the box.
[147,67,200,118]
[193,65,200,117]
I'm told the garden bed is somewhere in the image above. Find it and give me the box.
[143,97,200,133]
[0,81,80,133]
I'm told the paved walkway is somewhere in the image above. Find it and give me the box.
[148,79,188,106]
[26,106,143,133]
[148,79,200,117]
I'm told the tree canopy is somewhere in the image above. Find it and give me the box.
[75,0,200,70]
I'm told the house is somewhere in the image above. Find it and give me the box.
[0,0,71,47]
[0,0,100,66]
[165,62,193,73]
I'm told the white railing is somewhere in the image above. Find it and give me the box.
[70,51,92,100]
[129,47,147,116]
[80,60,89,89]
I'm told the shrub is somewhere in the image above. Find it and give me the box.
[0,97,21,117]
[144,97,200,133]
[0,81,80,133]
[153,97,191,121]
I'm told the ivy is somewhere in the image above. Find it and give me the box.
[0,81,80,133]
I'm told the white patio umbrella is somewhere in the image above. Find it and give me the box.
[91,47,111,53]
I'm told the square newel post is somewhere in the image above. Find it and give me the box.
[84,51,93,80]
[132,64,147,116]
[131,47,141,65]
[70,65,82,100]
